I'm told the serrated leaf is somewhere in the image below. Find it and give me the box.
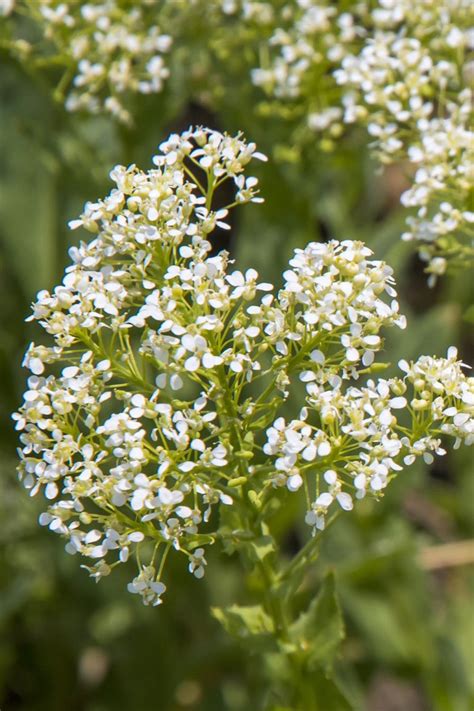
[289,571,344,671]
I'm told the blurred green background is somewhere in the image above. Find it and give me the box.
[0,53,473,711]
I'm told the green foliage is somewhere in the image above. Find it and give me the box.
[288,572,344,672]
[212,604,275,641]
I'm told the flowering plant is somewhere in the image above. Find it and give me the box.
[2,0,473,281]
[233,0,474,282]
[14,127,473,707]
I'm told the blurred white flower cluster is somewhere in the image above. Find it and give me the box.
[228,0,474,278]
[4,0,173,122]
[2,1,472,274]
[14,128,474,606]
[0,0,14,16]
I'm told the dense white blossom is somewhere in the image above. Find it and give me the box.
[265,347,473,534]
[14,128,474,606]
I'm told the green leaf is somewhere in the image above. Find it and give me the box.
[212,603,274,640]
[264,662,354,711]
[186,534,215,550]
[289,571,344,671]
[247,535,276,564]
[310,670,354,711]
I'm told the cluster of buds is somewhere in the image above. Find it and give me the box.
[13,128,473,606]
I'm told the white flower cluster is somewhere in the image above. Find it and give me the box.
[14,128,473,606]
[13,127,270,606]
[236,1,471,147]
[3,1,471,272]
[7,0,173,122]
[265,346,473,533]
[399,101,474,284]
[235,0,474,277]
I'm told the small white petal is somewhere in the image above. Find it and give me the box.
[184,356,200,372]
[336,493,353,511]
[315,492,333,508]
[324,470,338,485]
[379,410,392,426]
[317,441,331,457]
[302,444,317,461]
[155,374,167,388]
[390,397,407,409]
[170,374,183,390]
[346,347,359,362]
[45,482,58,500]
[287,473,303,492]
[398,359,410,373]
[310,350,325,364]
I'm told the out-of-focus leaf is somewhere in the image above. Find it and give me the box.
[0,162,57,295]
[246,535,276,564]
[289,571,344,671]
[310,670,354,711]
[212,605,274,642]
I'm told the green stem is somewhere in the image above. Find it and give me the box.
[249,525,323,710]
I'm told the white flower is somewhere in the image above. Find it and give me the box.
[188,547,207,578]
[127,566,166,606]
